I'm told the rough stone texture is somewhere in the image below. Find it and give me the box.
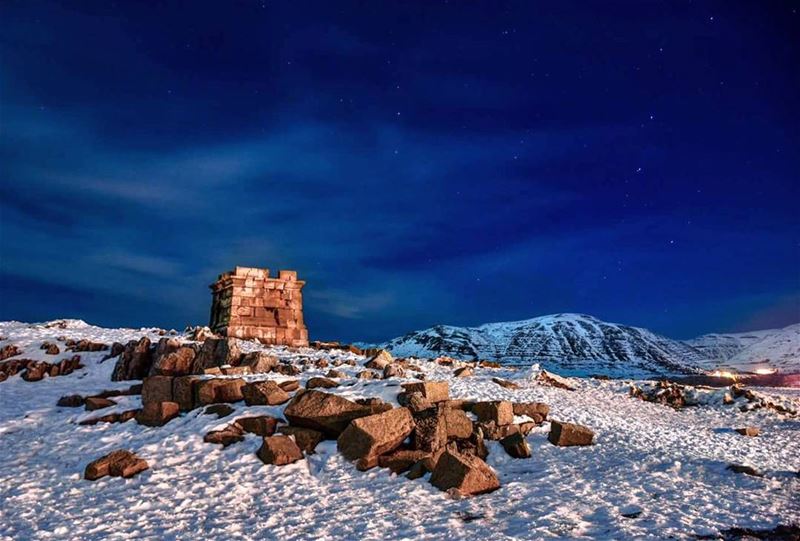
[378,449,430,474]
[473,401,513,426]
[548,420,595,446]
[65,339,109,352]
[399,392,434,413]
[429,446,500,496]
[356,370,380,380]
[278,379,300,392]
[284,390,390,437]
[444,408,474,440]
[85,397,116,411]
[41,342,60,355]
[235,415,280,437]
[337,408,414,467]
[173,376,202,411]
[257,435,304,466]
[151,345,196,377]
[204,424,245,447]
[500,432,531,458]
[195,378,246,405]
[192,338,244,374]
[278,426,324,454]
[326,369,347,379]
[209,266,309,347]
[135,401,180,427]
[412,406,448,452]
[492,377,519,389]
[0,344,20,361]
[111,337,153,381]
[401,381,449,403]
[476,421,521,441]
[79,410,138,426]
[85,450,148,481]
[364,350,393,370]
[383,364,405,379]
[242,381,290,406]
[735,426,760,437]
[513,402,550,424]
[222,366,251,376]
[537,370,576,391]
[306,377,339,390]
[141,375,174,405]
[240,351,279,373]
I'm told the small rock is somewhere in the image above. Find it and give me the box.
[401,381,450,403]
[57,394,84,408]
[40,342,60,355]
[141,375,174,405]
[278,426,324,454]
[735,426,760,437]
[537,370,576,391]
[326,369,347,379]
[727,464,763,477]
[453,366,474,378]
[378,449,430,474]
[204,424,245,447]
[306,377,339,390]
[512,402,549,424]
[256,435,304,466]
[473,401,513,426]
[240,351,279,373]
[79,410,138,425]
[84,397,116,411]
[412,406,448,452]
[195,378,246,405]
[337,408,414,467]
[173,375,201,411]
[356,370,380,380]
[278,379,300,392]
[84,450,148,480]
[444,408,474,440]
[500,432,531,458]
[383,364,405,379]
[204,403,235,418]
[284,390,390,436]
[235,415,280,437]
[429,445,500,496]
[135,401,180,427]
[364,350,393,370]
[491,377,518,389]
[242,381,290,406]
[548,420,594,446]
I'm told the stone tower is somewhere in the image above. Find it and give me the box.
[209,266,308,347]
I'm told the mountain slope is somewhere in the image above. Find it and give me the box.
[687,324,800,372]
[382,313,705,377]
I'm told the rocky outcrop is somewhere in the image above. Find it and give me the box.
[111,337,153,381]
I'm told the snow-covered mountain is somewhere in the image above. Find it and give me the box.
[381,313,706,377]
[688,324,800,372]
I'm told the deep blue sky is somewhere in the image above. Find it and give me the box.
[1,1,798,342]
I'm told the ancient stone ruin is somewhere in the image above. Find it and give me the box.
[209,266,308,347]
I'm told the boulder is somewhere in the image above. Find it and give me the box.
[111,337,153,381]
[57,394,85,408]
[65,339,108,352]
[383,364,404,379]
[400,392,433,413]
[278,426,324,454]
[401,381,449,403]
[272,364,301,376]
[453,366,474,378]
[195,378,246,405]
[337,408,414,468]
[79,410,138,426]
[513,402,549,424]
[0,344,20,361]
[141,375,174,405]
[500,432,531,458]
[735,426,760,437]
[537,370,576,391]
[356,370,380,380]
[444,408,473,440]
[242,381,290,406]
[378,449,430,474]
[473,401,513,426]
[151,346,196,377]
[476,421,522,441]
[412,406,448,452]
[235,415,280,437]
[364,350,393,370]
[429,446,500,496]
[221,366,252,376]
[22,362,47,382]
[101,342,126,362]
[455,427,488,460]
[85,450,148,480]
[191,338,244,374]
[548,420,594,446]
[40,342,60,355]
[204,403,235,418]
[278,380,300,392]
[173,375,202,411]
[240,351,279,373]
[135,401,180,427]
[284,390,390,436]
[492,377,519,389]
[257,435,304,466]
[85,397,116,411]
[326,369,347,379]
[306,377,339,390]
[204,424,245,447]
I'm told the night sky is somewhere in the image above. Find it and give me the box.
[1,1,798,342]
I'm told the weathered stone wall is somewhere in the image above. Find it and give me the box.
[209,267,308,347]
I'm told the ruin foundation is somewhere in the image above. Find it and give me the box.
[209,267,309,347]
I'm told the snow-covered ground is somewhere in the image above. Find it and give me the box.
[1,320,799,540]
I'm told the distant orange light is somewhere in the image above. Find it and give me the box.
[711,370,737,379]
